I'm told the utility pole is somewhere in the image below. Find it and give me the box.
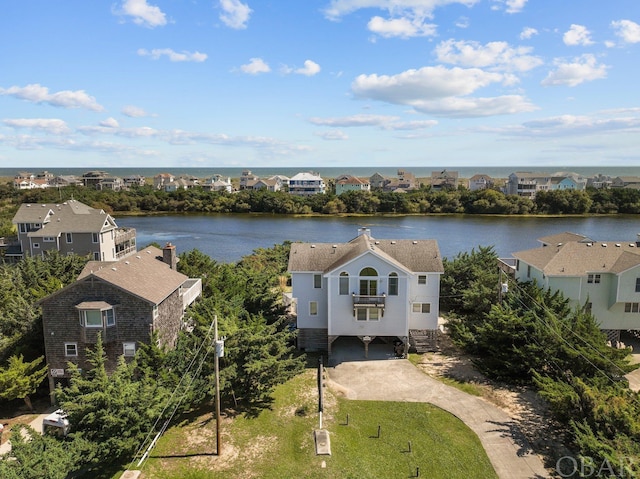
[214,315,223,455]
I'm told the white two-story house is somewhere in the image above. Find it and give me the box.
[288,228,443,357]
[512,232,640,343]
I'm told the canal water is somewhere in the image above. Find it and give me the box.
[115,214,640,263]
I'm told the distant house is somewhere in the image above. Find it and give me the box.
[468,174,494,191]
[240,170,260,190]
[611,176,640,189]
[50,176,82,188]
[153,173,176,190]
[335,175,370,195]
[288,228,443,357]
[369,172,387,190]
[39,243,202,402]
[97,177,124,191]
[11,199,136,261]
[202,174,233,193]
[512,232,640,344]
[587,174,613,189]
[506,172,553,198]
[123,175,146,189]
[252,177,283,192]
[430,170,458,191]
[288,172,326,196]
[81,171,111,188]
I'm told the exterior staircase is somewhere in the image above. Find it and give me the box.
[409,329,439,353]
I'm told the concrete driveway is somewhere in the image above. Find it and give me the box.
[327,341,550,479]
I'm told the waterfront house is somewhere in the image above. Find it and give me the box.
[506,172,553,198]
[39,243,202,402]
[430,170,458,191]
[203,174,233,193]
[81,171,111,188]
[153,173,176,190]
[335,175,370,195]
[369,172,387,190]
[288,228,443,357]
[96,176,124,191]
[288,172,326,196]
[11,199,137,261]
[239,170,260,190]
[611,176,640,189]
[468,174,494,191]
[123,175,147,189]
[512,232,640,344]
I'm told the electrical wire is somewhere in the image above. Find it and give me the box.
[128,316,217,470]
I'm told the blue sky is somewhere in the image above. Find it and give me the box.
[1,0,639,169]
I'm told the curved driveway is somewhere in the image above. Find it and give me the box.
[327,352,550,479]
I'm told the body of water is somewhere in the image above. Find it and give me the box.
[3,166,640,180]
[115,214,640,263]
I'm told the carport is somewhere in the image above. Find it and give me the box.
[328,336,406,366]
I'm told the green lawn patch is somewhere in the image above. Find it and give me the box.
[142,369,496,479]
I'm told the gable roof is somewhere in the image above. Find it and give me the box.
[513,237,640,277]
[13,200,117,236]
[74,246,188,304]
[288,233,443,274]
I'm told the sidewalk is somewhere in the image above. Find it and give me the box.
[327,353,550,479]
[0,409,54,456]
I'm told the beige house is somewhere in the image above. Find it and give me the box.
[39,243,202,402]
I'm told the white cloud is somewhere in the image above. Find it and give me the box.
[0,84,104,111]
[240,58,271,74]
[611,20,640,44]
[295,60,321,76]
[542,54,608,87]
[499,112,640,138]
[385,119,438,130]
[434,39,543,72]
[504,0,527,13]
[455,16,469,28]
[118,0,167,28]
[3,118,71,135]
[309,114,400,127]
[563,24,594,46]
[367,16,437,38]
[137,48,208,62]
[520,27,538,39]
[352,66,504,104]
[316,130,349,140]
[219,0,252,29]
[122,105,150,117]
[409,95,537,117]
[100,117,120,128]
[351,66,537,117]
[323,0,479,21]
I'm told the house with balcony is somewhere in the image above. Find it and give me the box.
[512,232,640,344]
[11,199,136,261]
[288,228,443,358]
[430,169,458,191]
[468,174,495,191]
[288,172,326,196]
[38,243,202,402]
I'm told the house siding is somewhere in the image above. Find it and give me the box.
[42,279,157,377]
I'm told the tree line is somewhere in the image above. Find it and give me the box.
[441,247,640,477]
[2,182,640,226]
[0,243,304,477]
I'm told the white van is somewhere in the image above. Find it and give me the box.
[42,409,70,436]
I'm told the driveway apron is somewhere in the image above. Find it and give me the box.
[328,358,550,479]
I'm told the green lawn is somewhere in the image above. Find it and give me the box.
[141,369,497,479]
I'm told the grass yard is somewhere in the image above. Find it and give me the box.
[140,368,497,479]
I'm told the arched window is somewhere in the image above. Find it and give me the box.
[388,272,398,296]
[359,267,378,296]
[339,272,349,295]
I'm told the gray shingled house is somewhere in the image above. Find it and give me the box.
[39,243,201,402]
[288,228,443,358]
[11,199,136,261]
